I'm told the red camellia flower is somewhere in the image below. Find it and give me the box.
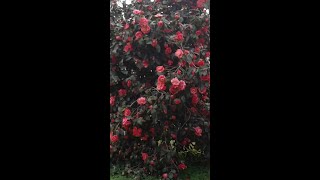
[122,117,131,128]
[156,66,165,73]
[141,25,151,34]
[178,163,187,170]
[157,75,166,83]
[190,87,198,95]
[171,77,180,86]
[194,126,202,136]
[141,152,148,162]
[192,95,199,104]
[157,83,166,91]
[157,20,164,27]
[127,80,131,87]
[141,134,148,141]
[123,108,131,116]
[177,69,181,75]
[110,133,119,143]
[133,9,142,15]
[124,23,130,30]
[110,96,115,106]
[162,173,168,179]
[175,49,184,59]
[133,126,142,137]
[167,59,173,66]
[197,59,205,66]
[139,17,149,27]
[195,47,200,53]
[175,14,180,20]
[147,6,152,11]
[165,47,172,55]
[135,31,143,40]
[151,39,158,47]
[196,30,202,36]
[137,97,146,105]
[178,80,186,90]
[205,51,210,58]
[174,98,181,105]
[155,13,163,18]
[174,31,184,41]
[137,0,142,2]
[116,36,122,40]
[123,43,133,52]
[142,60,149,68]
[118,89,127,97]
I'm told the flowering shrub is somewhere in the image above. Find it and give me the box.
[110,0,210,179]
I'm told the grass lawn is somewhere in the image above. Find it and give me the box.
[110,164,210,180]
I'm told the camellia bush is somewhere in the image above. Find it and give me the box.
[110,0,210,179]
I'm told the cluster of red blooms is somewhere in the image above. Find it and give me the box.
[169,77,186,95]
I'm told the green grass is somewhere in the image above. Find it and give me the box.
[110,164,210,180]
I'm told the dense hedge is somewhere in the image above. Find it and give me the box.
[110,0,210,179]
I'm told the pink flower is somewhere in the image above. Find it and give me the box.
[137,97,146,105]
[162,173,168,179]
[115,36,122,40]
[174,31,184,41]
[175,49,184,59]
[157,75,166,83]
[165,47,172,55]
[205,51,210,58]
[157,21,164,27]
[123,43,133,52]
[133,126,142,137]
[194,126,202,136]
[135,31,143,40]
[190,87,198,95]
[139,17,149,27]
[178,80,186,90]
[197,59,205,66]
[110,133,119,143]
[141,25,151,34]
[157,83,166,91]
[156,66,165,73]
[141,152,148,162]
[118,89,127,97]
[133,9,141,15]
[124,23,130,30]
[137,0,142,2]
[151,39,158,47]
[127,80,132,87]
[142,60,149,68]
[123,108,131,116]
[122,117,131,128]
[155,13,163,18]
[178,163,187,170]
[196,30,202,36]
[192,95,199,104]
[167,60,173,66]
[171,77,180,86]
[110,96,115,106]
[174,99,181,105]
